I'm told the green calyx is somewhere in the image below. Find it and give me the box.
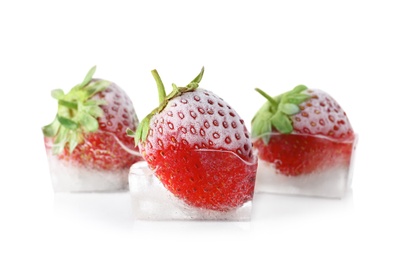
[127,67,205,146]
[42,66,110,154]
[251,85,311,144]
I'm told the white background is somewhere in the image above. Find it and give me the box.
[1,0,401,259]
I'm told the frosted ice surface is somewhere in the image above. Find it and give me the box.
[255,160,352,198]
[47,153,128,192]
[129,162,252,221]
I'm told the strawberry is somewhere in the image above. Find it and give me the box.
[251,85,355,176]
[42,66,142,172]
[128,68,257,212]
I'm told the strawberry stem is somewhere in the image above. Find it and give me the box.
[255,88,278,107]
[151,69,166,105]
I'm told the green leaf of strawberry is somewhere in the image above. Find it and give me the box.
[42,66,110,155]
[251,85,309,142]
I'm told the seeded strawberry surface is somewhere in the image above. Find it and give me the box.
[142,89,253,160]
[252,86,355,176]
[289,89,353,139]
[132,68,257,211]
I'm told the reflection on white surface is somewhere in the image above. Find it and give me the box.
[252,189,354,222]
[53,192,134,231]
[52,189,354,234]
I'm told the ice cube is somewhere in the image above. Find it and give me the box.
[46,151,129,192]
[254,134,358,198]
[129,150,257,221]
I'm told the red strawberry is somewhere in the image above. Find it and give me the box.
[128,68,257,211]
[43,66,142,172]
[251,85,355,176]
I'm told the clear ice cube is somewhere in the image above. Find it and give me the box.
[129,150,257,221]
[254,133,358,198]
[44,137,135,192]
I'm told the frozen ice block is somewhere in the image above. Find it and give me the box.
[129,150,258,221]
[254,133,357,198]
[44,136,140,192]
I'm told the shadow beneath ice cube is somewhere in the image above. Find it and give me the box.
[251,188,354,222]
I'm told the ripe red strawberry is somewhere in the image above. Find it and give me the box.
[252,85,355,176]
[43,66,142,172]
[128,68,257,211]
